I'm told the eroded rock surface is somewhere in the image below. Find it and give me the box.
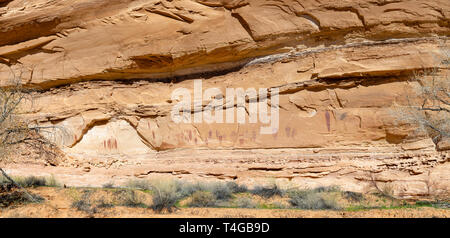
[0,0,449,197]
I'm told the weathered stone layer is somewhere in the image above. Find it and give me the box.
[0,0,449,197]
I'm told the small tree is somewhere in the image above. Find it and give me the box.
[393,44,449,146]
[0,69,63,201]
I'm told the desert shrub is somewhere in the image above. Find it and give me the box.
[0,190,43,207]
[343,191,364,202]
[175,181,205,198]
[120,190,146,208]
[288,189,340,210]
[414,200,450,209]
[44,175,60,187]
[102,182,115,189]
[0,176,15,188]
[188,191,216,207]
[20,176,47,187]
[0,176,8,186]
[415,200,433,206]
[149,179,178,213]
[251,184,283,198]
[313,186,340,193]
[2,175,60,188]
[72,199,93,213]
[0,182,14,192]
[432,201,450,209]
[124,179,152,190]
[174,180,246,202]
[378,183,395,199]
[175,180,238,200]
[96,199,115,208]
[235,197,257,208]
[211,182,233,200]
[226,181,248,193]
[71,190,98,214]
[270,201,289,209]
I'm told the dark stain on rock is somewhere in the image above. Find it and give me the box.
[325,111,331,132]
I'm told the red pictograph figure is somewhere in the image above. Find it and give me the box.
[102,138,118,150]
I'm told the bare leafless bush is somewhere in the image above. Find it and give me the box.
[422,171,449,200]
[366,172,396,199]
[392,43,449,145]
[287,188,340,210]
[0,67,65,202]
[149,179,179,213]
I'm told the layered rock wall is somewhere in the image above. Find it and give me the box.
[0,0,449,196]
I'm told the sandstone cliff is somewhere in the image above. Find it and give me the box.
[0,0,449,197]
